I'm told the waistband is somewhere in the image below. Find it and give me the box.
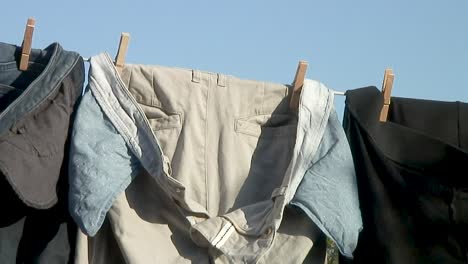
[0,42,81,137]
[92,53,334,207]
[345,87,468,188]
[87,53,193,206]
[76,53,334,261]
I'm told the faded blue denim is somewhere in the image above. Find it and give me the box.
[291,107,362,258]
[68,86,142,234]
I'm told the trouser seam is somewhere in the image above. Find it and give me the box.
[204,74,211,211]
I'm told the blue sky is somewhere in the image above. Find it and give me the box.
[1,1,467,117]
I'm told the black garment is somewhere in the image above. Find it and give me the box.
[0,42,84,263]
[342,87,468,264]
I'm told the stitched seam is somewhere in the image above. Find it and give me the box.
[211,222,233,246]
[83,76,142,234]
[101,54,169,166]
[286,82,334,203]
[214,225,235,249]
[23,56,81,119]
[89,75,135,144]
[235,120,297,138]
[99,55,185,199]
[0,159,57,208]
[149,113,182,130]
[204,74,210,211]
[0,54,80,137]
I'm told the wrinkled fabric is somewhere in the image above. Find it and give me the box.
[70,53,357,263]
[69,85,142,233]
[0,42,84,263]
[342,86,468,264]
[291,106,362,258]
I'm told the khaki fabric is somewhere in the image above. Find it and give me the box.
[76,170,327,263]
[124,66,296,216]
[74,54,331,263]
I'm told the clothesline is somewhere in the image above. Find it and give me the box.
[83,57,346,96]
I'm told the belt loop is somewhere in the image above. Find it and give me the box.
[217,74,226,87]
[192,70,201,83]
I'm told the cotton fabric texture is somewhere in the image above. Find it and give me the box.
[342,86,468,264]
[0,42,84,263]
[70,53,360,263]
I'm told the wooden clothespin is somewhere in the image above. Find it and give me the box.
[289,60,308,110]
[379,68,395,122]
[19,17,36,71]
[114,32,130,74]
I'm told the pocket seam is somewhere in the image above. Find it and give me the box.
[235,114,297,138]
[22,125,59,157]
[149,113,182,131]
[4,134,58,158]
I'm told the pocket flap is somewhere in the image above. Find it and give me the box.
[148,114,181,130]
[235,114,297,138]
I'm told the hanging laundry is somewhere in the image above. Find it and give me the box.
[68,53,361,263]
[290,99,362,259]
[0,42,84,263]
[342,86,468,263]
